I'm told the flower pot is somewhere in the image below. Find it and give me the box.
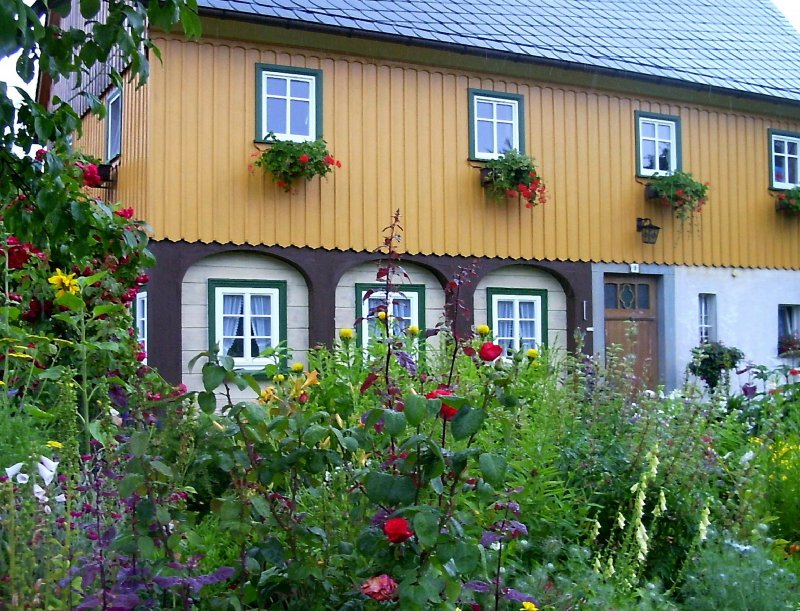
[479,167,498,187]
[644,183,659,200]
[776,198,800,215]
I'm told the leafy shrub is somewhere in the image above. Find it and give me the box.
[688,341,744,390]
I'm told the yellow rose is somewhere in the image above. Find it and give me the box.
[527,348,539,359]
[476,324,491,336]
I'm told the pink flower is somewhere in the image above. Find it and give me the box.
[360,574,398,602]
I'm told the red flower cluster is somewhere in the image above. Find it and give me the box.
[76,162,103,188]
[504,171,547,208]
[383,517,414,543]
[426,387,457,420]
[3,236,45,269]
[114,207,135,219]
[360,574,398,601]
[478,342,503,362]
[298,153,310,164]
[323,154,342,168]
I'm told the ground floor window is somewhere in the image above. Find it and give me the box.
[355,284,424,346]
[134,291,147,363]
[487,288,547,355]
[778,304,800,355]
[208,279,287,367]
[698,293,716,344]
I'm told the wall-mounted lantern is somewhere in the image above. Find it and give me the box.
[636,217,660,244]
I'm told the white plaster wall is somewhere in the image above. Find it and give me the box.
[473,265,568,354]
[674,266,800,385]
[334,261,446,343]
[181,252,309,398]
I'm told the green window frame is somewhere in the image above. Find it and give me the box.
[768,129,800,189]
[106,87,122,162]
[355,283,425,347]
[635,111,681,177]
[255,64,323,143]
[487,288,548,355]
[468,89,525,161]
[208,279,287,368]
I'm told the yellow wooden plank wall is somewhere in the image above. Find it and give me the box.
[145,34,800,269]
[75,84,149,216]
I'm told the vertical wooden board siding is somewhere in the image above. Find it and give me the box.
[142,34,800,269]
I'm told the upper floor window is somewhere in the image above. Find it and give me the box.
[106,88,122,161]
[636,111,680,177]
[698,293,716,344]
[770,130,800,189]
[208,279,287,368]
[256,64,322,142]
[487,288,548,355]
[469,89,524,161]
[355,284,424,346]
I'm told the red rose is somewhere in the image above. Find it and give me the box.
[114,207,135,219]
[790,368,800,376]
[383,517,414,544]
[298,154,310,164]
[478,342,503,362]
[360,574,398,601]
[426,388,457,420]
[35,148,47,161]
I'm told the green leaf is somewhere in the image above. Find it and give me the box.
[92,304,121,318]
[80,0,100,18]
[202,363,226,391]
[303,424,329,446]
[79,270,107,288]
[128,430,149,457]
[451,406,485,441]
[179,3,202,38]
[479,453,507,486]
[149,460,173,477]
[452,541,479,572]
[87,420,108,446]
[118,474,144,497]
[250,495,270,520]
[198,391,216,414]
[404,394,427,426]
[54,292,84,311]
[137,535,156,560]
[244,402,265,424]
[413,509,440,547]
[363,472,416,505]
[383,409,406,436]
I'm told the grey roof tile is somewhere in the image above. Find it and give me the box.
[197,0,800,102]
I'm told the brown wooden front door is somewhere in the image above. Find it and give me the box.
[604,275,659,388]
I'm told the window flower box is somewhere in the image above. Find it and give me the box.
[775,187,800,216]
[251,133,341,191]
[479,150,548,209]
[645,170,709,221]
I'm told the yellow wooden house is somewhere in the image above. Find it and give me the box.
[45,0,800,390]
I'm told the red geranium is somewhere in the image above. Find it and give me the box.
[478,342,503,361]
[114,207,135,219]
[298,153,310,164]
[426,387,457,420]
[383,517,414,544]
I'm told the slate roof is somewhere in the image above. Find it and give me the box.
[197,0,800,103]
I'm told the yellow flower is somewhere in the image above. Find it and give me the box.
[46,440,63,449]
[273,374,286,383]
[521,603,538,611]
[302,370,320,389]
[377,311,387,321]
[476,324,491,336]
[527,348,539,359]
[407,325,420,337]
[339,327,354,340]
[48,268,80,298]
[258,386,278,404]
[291,362,304,373]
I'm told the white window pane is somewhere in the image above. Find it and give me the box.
[267,77,286,96]
[519,320,535,339]
[476,101,493,119]
[658,143,671,172]
[497,320,514,337]
[496,103,513,121]
[222,338,241,357]
[775,157,786,181]
[393,298,411,319]
[498,338,512,353]
[497,300,514,318]
[368,296,385,312]
[642,140,656,170]
[657,123,672,140]
[290,79,310,99]
[251,316,271,338]
[790,158,798,184]
[641,121,655,138]
[223,295,244,315]
[789,141,798,156]
[518,301,535,318]
[290,100,310,136]
[497,123,514,153]
[477,121,494,153]
[267,98,287,134]
[253,336,271,355]
[251,295,271,315]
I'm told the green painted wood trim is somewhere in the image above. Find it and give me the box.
[354,282,426,348]
[105,87,122,163]
[196,17,800,121]
[634,110,682,177]
[207,278,288,368]
[767,128,800,190]
[467,88,526,160]
[254,63,324,142]
[486,287,549,348]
